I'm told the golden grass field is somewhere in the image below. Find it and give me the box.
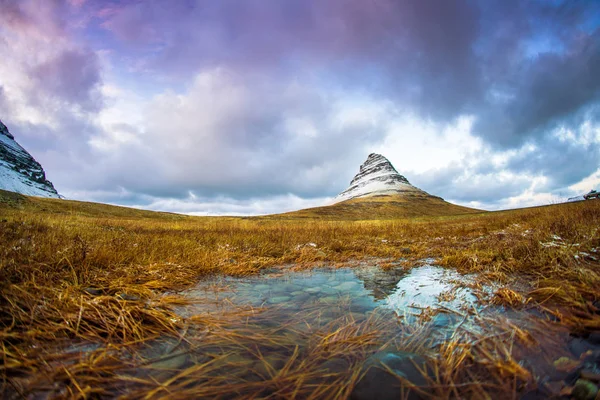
[1,189,599,398]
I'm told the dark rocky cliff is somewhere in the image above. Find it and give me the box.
[0,120,60,198]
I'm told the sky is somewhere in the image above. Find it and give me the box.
[0,0,599,215]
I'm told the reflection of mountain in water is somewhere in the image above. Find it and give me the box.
[353,266,409,300]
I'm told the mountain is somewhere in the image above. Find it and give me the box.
[0,120,60,198]
[272,153,479,220]
[335,153,428,202]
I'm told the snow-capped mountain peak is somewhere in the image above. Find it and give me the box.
[1,120,15,140]
[0,120,60,198]
[335,153,427,202]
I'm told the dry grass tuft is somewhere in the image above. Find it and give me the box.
[491,288,529,308]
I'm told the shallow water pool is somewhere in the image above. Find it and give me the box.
[33,261,583,399]
[184,262,480,316]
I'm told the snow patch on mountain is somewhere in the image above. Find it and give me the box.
[335,153,427,202]
[0,120,60,198]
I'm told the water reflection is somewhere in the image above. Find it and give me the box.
[184,262,481,322]
[385,264,479,312]
[18,263,580,399]
[99,262,572,399]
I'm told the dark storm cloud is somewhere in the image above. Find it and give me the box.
[31,49,103,111]
[0,0,104,139]
[99,0,482,120]
[97,0,600,150]
[0,0,106,196]
[475,29,600,148]
[0,1,103,74]
[3,0,600,213]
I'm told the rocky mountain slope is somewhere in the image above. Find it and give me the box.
[335,153,428,202]
[272,153,479,220]
[0,120,60,198]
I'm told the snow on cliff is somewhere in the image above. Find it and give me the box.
[0,120,60,198]
[335,153,428,202]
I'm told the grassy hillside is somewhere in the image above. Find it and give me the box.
[272,192,480,220]
[1,189,479,221]
[1,190,599,398]
[1,190,597,301]
[0,189,187,220]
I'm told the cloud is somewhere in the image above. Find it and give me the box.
[31,49,103,111]
[79,68,388,201]
[0,0,104,121]
[96,0,600,149]
[61,187,334,216]
[1,0,599,214]
[504,125,600,190]
[0,0,104,190]
[0,86,10,113]
[474,29,600,149]
[403,119,600,209]
[0,0,69,39]
[97,0,483,119]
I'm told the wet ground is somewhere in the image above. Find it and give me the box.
[181,262,483,334]
[13,260,600,399]
[150,260,595,399]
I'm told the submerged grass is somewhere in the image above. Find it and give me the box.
[1,189,600,398]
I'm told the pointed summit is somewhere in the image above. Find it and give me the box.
[335,153,426,202]
[279,152,479,219]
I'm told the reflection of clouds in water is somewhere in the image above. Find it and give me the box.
[183,264,482,319]
[183,268,383,314]
[169,264,570,396]
[384,265,479,313]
